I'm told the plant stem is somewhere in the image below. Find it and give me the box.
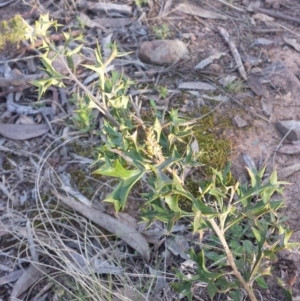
[208,218,258,301]
[50,41,120,128]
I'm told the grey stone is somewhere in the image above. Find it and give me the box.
[262,100,272,116]
[232,115,248,128]
[138,40,189,65]
[261,63,300,99]
[276,120,300,141]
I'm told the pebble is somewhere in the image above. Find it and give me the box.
[232,115,248,128]
[138,40,189,65]
[208,63,223,74]
[276,120,300,141]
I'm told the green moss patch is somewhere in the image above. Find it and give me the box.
[0,15,27,51]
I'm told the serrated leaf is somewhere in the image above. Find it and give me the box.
[155,149,181,171]
[104,170,144,211]
[190,249,221,281]
[251,227,262,244]
[207,282,219,299]
[172,281,192,301]
[283,229,293,246]
[255,276,268,289]
[269,169,278,184]
[193,199,218,215]
[193,211,203,232]
[96,158,139,179]
[229,290,242,301]
[277,278,293,301]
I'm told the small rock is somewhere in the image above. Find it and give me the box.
[276,120,300,141]
[250,67,262,74]
[262,100,272,116]
[232,115,248,128]
[208,63,223,74]
[247,75,263,96]
[138,40,189,65]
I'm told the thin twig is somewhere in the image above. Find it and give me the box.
[218,27,247,81]
[252,7,300,25]
[214,0,244,12]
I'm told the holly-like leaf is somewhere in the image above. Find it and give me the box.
[255,276,268,289]
[96,157,138,179]
[105,170,145,212]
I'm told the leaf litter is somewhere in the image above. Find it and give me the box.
[0,0,300,300]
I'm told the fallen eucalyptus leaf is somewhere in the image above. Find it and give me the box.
[0,124,48,140]
[278,163,300,179]
[176,3,227,20]
[11,264,48,299]
[243,153,257,171]
[194,52,227,70]
[283,37,300,52]
[278,144,300,155]
[178,82,216,91]
[53,190,150,261]
[0,270,23,285]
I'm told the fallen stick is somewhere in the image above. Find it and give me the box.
[252,7,300,25]
[218,27,247,80]
[0,74,45,87]
[0,85,31,97]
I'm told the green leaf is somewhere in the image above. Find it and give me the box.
[255,276,268,289]
[251,227,265,246]
[229,290,242,301]
[96,157,140,179]
[193,211,203,232]
[283,229,293,246]
[105,170,144,211]
[277,278,293,301]
[269,169,278,185]
[207,282,219,299]
[169,109,185,126]
[67,43,83,56]
[263,250,277,261]
[193,199,218,216]
[165,195,181,212]
[243,240,254,255]
[190,249,221,281]
[172,281,192,301]
[155,149,181,171]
